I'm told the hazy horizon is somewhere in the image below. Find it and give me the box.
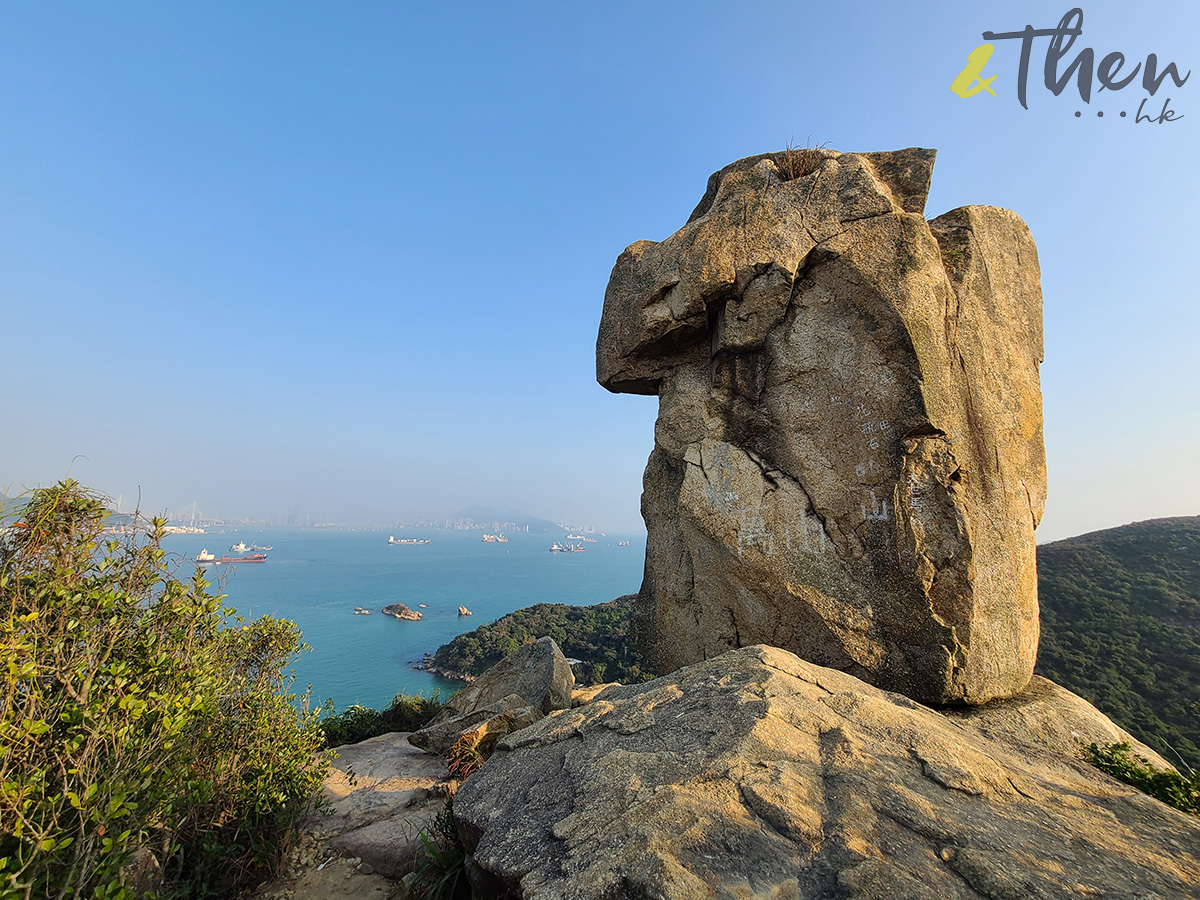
[3,1,1197,542]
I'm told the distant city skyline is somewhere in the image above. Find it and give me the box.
[2,1,1196,543]
[0,489,614,535]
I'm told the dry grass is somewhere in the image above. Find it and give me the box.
[773,138,830,181]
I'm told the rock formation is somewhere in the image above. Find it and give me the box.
[409,636,574,754]
[382,603,422,621]
[454,646,1199,900]
[597,148,1046,704]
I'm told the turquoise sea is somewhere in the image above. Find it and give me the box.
[163,528,646,711]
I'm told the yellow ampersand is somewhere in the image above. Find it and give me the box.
[951,43,998,97]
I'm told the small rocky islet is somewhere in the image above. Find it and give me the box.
[269,148,1197,899]
[380,602,422,621]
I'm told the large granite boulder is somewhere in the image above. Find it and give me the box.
[597,148,1046,704]
[410,636,574,754]
[454,646,1199,900]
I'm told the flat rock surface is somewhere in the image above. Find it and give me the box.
[255,732,449,896]
[454,646,1200,900]
[598,148,1046,705]
[315,732,448,840]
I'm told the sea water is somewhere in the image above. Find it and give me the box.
[164,529,645,711]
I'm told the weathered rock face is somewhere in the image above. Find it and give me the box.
[454,646,1200,900]
[409,637,574,753]
[597,148,1046,704]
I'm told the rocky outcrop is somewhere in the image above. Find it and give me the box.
[409,693,538,756]
[409,637,574,754]
[454,646,1199,900]
[412,653,474,682]
[571,683,620,707]
[310,732,448,880]
[597,148,1046,705]
[381,603,421,621]
[456,705,543,759]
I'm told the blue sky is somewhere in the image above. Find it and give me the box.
[1,1,1196,539]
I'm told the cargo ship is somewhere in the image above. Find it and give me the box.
[199,553,268,565]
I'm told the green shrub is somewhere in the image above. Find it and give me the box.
[1084,742,1200,816]
[320,692,444,748]
[407,800,469,900]
[0,481,329,899]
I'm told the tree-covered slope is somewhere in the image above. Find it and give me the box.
[1035,516,1200,771]
[430,595,654,686]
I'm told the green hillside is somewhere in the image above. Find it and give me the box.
[1035,517,1200,771]
[431,596,654,686]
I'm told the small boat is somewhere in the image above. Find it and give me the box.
[354,607,372,615]
[565,533,584,540]
[458,605,472,616]
[251,543,273,551]
[418,604,428,608]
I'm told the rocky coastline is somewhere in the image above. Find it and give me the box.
[410,652,474,682]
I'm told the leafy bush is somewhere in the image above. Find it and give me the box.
[320,692,444,748]
[0,481,329,899]
[1084,742,1200,817]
